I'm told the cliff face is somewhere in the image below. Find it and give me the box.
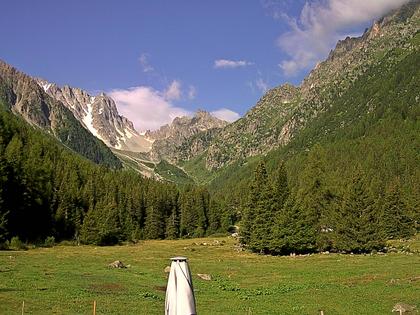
[0,60,121,168]
[35,79,153,153]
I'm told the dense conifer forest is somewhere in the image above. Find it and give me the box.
[0,107,228,247]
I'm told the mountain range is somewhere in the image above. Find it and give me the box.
[0,0,419,190]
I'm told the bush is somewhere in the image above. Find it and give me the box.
[0,240,9,250]
[10,236,26,250]
[44,236,55,247]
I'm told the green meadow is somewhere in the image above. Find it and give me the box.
[0,237,419,315]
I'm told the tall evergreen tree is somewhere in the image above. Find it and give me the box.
[241,161,269,245]
[381,177,415,239]
[207,199,222,235]
[166,207,180,239]
[293,145,334,252]
[270,162,290,253]
[144,195,166,239]
[333,170,384,253]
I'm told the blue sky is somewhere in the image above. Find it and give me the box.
[0,0,409,131]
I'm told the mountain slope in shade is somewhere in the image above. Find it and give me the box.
[36,78,154,153]
[0,60,121,168]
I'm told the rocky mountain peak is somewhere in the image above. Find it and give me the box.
[146,110,229,163]
[35,78,153,152]
[146,110,228,141]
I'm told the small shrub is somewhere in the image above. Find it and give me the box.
[58,240,78,246]
[10,236,26,250]
[0,240,9,250]
[44,236,55,247]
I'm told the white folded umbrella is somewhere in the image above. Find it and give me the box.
[165,256,197,315]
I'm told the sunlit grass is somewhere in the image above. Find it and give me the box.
[0,236,418,314]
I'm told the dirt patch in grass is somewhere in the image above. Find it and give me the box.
[88,283,125,294]
[154,285,166,292]
[342,274,380,287]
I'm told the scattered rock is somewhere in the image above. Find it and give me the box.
[108,260,127,269]
[197,274,212,281]
[233,244,244,252]
[194,240,224,247]
[164,266,171,273]
[389,278,399,284]
[392,303,417,313]
[409,276,420,283]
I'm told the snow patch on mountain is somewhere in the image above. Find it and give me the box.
[82,100,104,142]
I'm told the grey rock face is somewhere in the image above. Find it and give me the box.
[147,110,229,163]
[0,60,121,167]
[36,78,153,152]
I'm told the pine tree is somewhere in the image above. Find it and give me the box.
[144,199,165,239]
[381,177,415,239]
[272,162,289,210]
[333,170,384,253]
[80,206,101,244]
[270,162,290,253]
[179,189,197,237]
[194,188,209,237]
[277,191,319,254]
[166,207,180,239]
[241,161,269,245]
[207,199,221,235]
[293,145,334,252]
[98,199,122,245]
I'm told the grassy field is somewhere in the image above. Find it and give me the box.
[0,237,419,315]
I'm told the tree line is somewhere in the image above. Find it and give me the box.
[0,109,230,247]
[241,145,418,254]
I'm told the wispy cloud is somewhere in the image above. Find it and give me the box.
[214,59,254,69]
[211,108,241,122]
[164,80,182,101]
[188,85,197,100]
[256,78,269,93]
[247,71,271,94]
[277,0,410,76]
[138,53,154,73]
[109,83,190,132]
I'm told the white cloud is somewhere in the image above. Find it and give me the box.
[211,108,241,122]
[188,85,197,100]
[109,85,191,132]
[164,80,182,101]
[214,59,254,69]
[277,0,410,76]
[138,53,154,73]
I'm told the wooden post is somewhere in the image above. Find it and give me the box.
[21,301,24,315]
[93,300,96,315]
[320,311,324,315]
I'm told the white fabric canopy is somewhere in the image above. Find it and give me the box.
[165,257,197,315]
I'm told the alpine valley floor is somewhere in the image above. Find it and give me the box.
[0,236,418,315]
